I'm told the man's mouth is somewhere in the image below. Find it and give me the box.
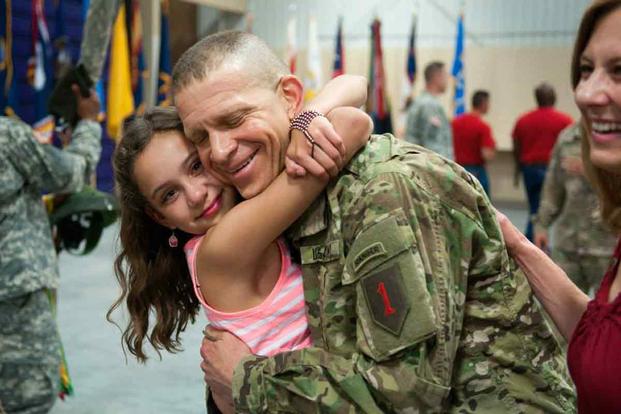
[228,149,259,175]
[199,193,222,219]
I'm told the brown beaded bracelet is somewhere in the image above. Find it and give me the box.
[290,110,325,158]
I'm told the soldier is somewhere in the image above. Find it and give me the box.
[173,31,576,413]
[404,61,453,160]
[534,122,618,294]
[0,87,101,413]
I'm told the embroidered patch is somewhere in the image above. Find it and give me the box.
[353,242,387,272]
[361,264,410,336]
[300,240,341,264]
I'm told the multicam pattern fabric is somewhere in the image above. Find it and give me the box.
[0,117,101,300]
[534,123,617,292]
[405,91,454,160]
[230,134,576,413]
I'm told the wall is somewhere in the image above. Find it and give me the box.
[214,0,592,203]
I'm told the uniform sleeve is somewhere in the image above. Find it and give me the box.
[533,141,565,231]
[6,118,102,194]
[404,104,422,145]
[230,172,482,413]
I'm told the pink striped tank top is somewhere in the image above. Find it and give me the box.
[184,237,312,356]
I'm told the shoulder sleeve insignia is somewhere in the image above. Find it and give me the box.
[361,263,410,336]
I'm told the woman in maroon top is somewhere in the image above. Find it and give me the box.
[499,1,621,412]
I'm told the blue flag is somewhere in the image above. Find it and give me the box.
[407,15,417,85]
[158,0,172,106]
[332,17,344,78]
[451,14,465,116]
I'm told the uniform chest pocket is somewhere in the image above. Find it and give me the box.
[344,211,438,362]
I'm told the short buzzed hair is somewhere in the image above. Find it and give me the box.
[424,61,445,84]
[534,83,556,107]
[471,90,489,109]
[172,31,289,96]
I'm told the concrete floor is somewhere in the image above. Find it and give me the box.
[49,204,528,414]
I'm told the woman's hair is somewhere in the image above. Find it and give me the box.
[572,0,621,233]
[109,106,200,362]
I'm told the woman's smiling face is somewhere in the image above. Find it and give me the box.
[575,7,621,173]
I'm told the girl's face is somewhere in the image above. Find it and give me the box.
[575,7,621,173]
[133,130,237,235]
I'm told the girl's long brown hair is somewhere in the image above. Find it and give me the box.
[108,107,200,362]
[572,0,621,233]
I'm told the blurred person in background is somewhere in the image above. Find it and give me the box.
[452,90,496,196]
[405,61,453,160]
[512,82,573,241]
[499,1,621,411]
[533,121,617,294]
[0,87,101,414]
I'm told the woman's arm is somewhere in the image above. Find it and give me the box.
[496,211,589,340]
[201,108,373,274]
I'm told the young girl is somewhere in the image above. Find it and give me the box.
[109,77,371,367]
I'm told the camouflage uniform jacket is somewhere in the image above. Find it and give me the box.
[533,123,617,256]
[231,134,575,413]
[405,91,454,160]
[0,118,101,300]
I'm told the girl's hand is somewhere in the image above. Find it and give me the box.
[286,115,346,179]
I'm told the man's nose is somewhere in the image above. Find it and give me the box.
[576,70,610,108]
[209,131,237,165]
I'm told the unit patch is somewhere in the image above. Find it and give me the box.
[361,263,410,336]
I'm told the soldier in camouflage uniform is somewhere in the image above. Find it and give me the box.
[405,62,453,160]
[0,88,101,413]
[533,123,617,294]
[173,32,576,413]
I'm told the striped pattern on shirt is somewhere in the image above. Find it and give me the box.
[184,237,312,356]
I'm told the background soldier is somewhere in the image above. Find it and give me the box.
[404,61,453,160]
[0,87,100,413]
[534,122,618,294]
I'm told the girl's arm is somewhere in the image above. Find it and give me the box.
[496,211,589,340]
[286,75,368,177]
[201,108,373,275]
[304,75,367,112]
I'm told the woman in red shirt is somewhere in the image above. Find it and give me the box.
[499,1,621,412]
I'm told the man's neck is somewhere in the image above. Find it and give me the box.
[425,85,441,96]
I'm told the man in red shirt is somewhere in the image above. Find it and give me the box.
[512,82,573,241]
[452,90,496,196]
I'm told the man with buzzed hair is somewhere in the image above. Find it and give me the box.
[404,61,453,160]
[512,82,573,241]
[173,31,575,413]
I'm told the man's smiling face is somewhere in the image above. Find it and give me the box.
[175,68,292,199]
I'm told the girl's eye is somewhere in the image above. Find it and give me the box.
[191,160,204,173]
[579,63,593,79]
[162,189,177,204]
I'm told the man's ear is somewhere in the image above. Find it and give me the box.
[145,205,172,229]
[278,75,304,119]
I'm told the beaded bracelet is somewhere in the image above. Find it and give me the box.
[290,110,325,158]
